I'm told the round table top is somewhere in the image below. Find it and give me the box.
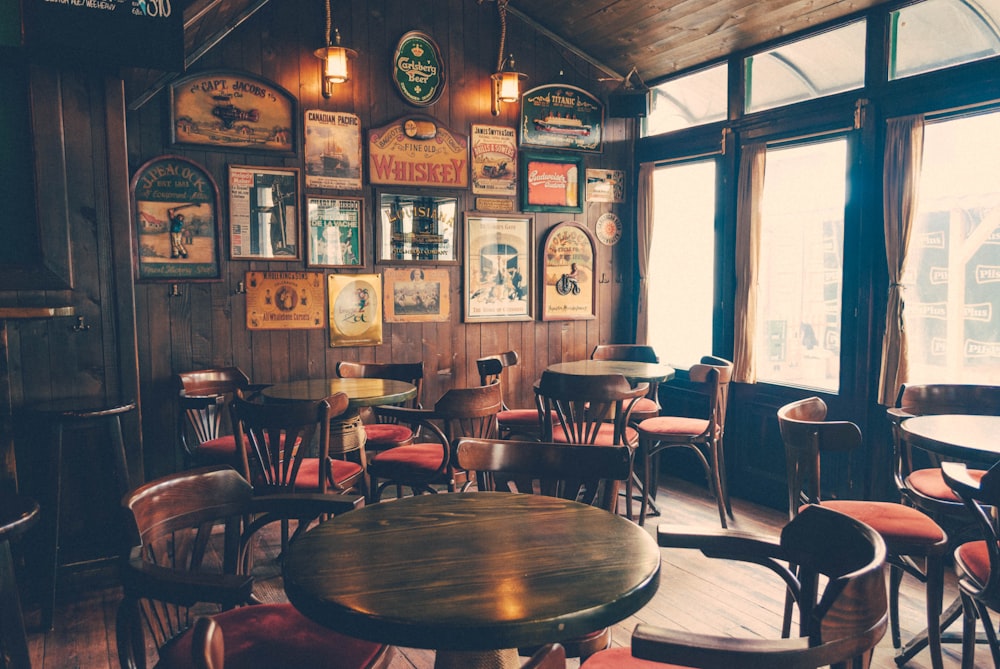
[283,492,661,652]
[900,414,1000,462]
[24,398,136,418]
[0,493,39,541]
[547,359,675,383]
[260,378,416,408]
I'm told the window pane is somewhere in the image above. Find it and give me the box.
[756,139,846,392]
[903,111,1000,383]
[642,64,728,136]
[745,21,866,113]
[648,160,716,370]
[890,0,1000,80]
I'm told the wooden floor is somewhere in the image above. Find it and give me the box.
[22,476,994,668]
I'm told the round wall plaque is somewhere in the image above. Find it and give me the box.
[392,31,445,107]
[596,212,622,246]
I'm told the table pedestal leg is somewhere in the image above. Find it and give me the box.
[434,649,520,669]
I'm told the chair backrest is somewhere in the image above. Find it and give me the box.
[433,383,503,442]
[942,460,1000,610]
[777,396,862,519]
[230,392,350,493]
[534,370,648,445]
[476,351,520,410]
[690,356,733,437]
[176,367,252,459]
[335,361,423,409]
[633,504,887,668]
[456,438,631,511]
[590,344,659,363]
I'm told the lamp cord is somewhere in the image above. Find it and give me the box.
[324,0,332,47]
[496,0,508,72]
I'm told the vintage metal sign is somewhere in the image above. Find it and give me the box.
[471,124,517,196]
[245,271,325,330]
[520,84,604,152]
[368,116,468,188]
[328,274,383,347]
[392,31,445,107]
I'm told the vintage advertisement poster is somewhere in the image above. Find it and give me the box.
[586,168,626,203]
[228,165,300,260]
[520,84,604,152]
[541,221,596,321]
[328,274,383,347]
[169,71,295,153]
[368,116,468,188]
[464,214,533,323]
[304,110,363,190]
[520,153,583,213]
[392,31,446,107]
[245,271,325,330]
[384,268,451,323]
[471,124,517,196]
[306,196,364,268]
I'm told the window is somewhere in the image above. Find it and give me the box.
[902,110,1000,383]
[647,159,717,370]
[642,64,728,136]
[755,138,847,392]
[890,0,1000,80]
[745,21,866,113]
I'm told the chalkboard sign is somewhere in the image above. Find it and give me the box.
[22,0,184,71]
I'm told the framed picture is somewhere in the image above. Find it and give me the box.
[328,273,383,347]
[586,168,626,203]
[464,213,533,323]
[471,124,517,196]
[305,196,364,268]
[375,190,460,264]
[304,110,363,190]
[520,84,604,152]
[520,153,583,213]
[228,165,301,261]
[130,155,221,282]
[541,221,596,321]
[384,267,451,323]
[244,271,325,330]
[169,70,296,154]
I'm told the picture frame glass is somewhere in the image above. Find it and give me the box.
[464,213,533,322]
[384,267,450,323]
[229,165,301,261]
[376,191,459,264]
[306,196,364,268]
[520,153,583,213]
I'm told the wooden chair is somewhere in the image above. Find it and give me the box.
[778,396,947,669]
[534,370,648,520]
[582,504,888,669]
[635,356,733,527]
[476,351,548,440]
[116,465,391,669]
[456,437,632,662]
[335,361,423,453]
[367,383,502,501]
[942,460,1000,669]
[590,344,662,423]
[176,367,269,470]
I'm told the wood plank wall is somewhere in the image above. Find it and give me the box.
[127,0,637,481]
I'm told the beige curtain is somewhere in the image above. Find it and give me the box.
[635,162,655,343]
[732,143,766,383]
[878,115,925,405]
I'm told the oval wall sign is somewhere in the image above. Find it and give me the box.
[392,31,445,107]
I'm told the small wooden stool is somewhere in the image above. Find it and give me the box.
[22,398,135,630]
[0,492,39,668]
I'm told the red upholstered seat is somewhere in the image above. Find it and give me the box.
[636,416,708,437]
[361,422,414,450]
[193,435,243,461]
[498,408,545,426]
[552,422,638,446]
[292,458,364,492]
[821,500,946,548]
[956,540,992,585]
[581,647,670,668]
[367,443,444,478]
[631,397,660,416]
[906,467,987,503]
[156,603,385,669]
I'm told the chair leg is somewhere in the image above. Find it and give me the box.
[889,563,903,648]
[707,441,728,529]
[639,440,656,526]
[924,554,944,669]
[976,601,1000,669]
[960,594,977,669]
[715,436,734,520]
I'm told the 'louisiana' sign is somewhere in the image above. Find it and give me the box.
[368,116,468,188]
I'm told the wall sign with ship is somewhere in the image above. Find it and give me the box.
[520,84,603,153]
[304,110,363,190]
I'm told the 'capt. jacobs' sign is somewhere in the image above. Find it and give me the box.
[392,31,445,107]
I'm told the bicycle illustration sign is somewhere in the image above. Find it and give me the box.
[541,221,596,321]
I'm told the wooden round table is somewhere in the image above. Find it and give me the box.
[260,378,417,408]
[899,414,1000,462]
[283,492,661,669]
[546,359,675,384]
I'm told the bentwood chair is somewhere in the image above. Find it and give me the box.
[335,361,423,453]
[456,437,632,661]
[476,351,548,440]
[366,383,502,501]
[635,356,733,527]
[582,504,888,669]
[778,396,948,669]
[942,460,1000,669]
[117,465,391,669]
[534,370,647,519]
[176,367,269,470]
[590,344,662,424]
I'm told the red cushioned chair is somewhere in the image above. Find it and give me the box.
[335,361,423,454]
[477,351,550,440]
[778,396,947,669]
[117,465,391,669]
[590,344,662,424]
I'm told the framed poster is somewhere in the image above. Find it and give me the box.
[304,110,363,190]
[328,273,383,347]
[245,271,325,330]
[228,165,301,261]
[384,268,451,323]
[392,31,446,107]
[520,84,604,152]
[541,221,596,321]
[586,169,626,203]
[520,153,583,213]
[471,124,517,196]
[131,155,221,282]
[464,213,533,323]
[306,196,364,268]
[169,71,296,154]
[376,191,460,264]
